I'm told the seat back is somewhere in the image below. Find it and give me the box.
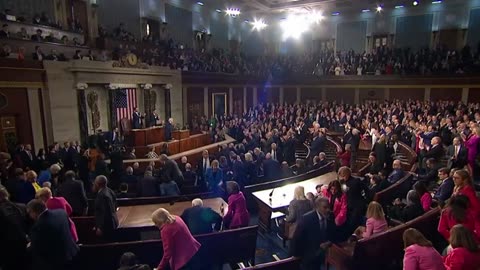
[351,208,441,269]
[374,172,413,208]
[77,225,258,270]
[242,257,301,270]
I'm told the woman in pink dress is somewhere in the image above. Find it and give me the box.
[463,127,480,172]
[223,181,250,229]
[35,187,78,242]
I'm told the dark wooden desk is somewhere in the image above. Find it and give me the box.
[172,130,190,140]
[116,197,227,228]
[128,126,164,147]
[252,172,337,232]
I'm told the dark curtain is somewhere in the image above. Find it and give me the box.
[108,90,116,129]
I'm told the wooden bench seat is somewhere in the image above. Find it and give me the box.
[77,225,258,270]
[373,172,414,208]
[326,208,441,270]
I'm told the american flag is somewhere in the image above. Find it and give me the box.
[113,88,137,125]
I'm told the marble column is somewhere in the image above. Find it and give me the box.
[182,87,188,124]
[27,88,45,151]
[243,87,247,112]
[424,87,431,102]
[321,87,327,101]
[279,87,284,104]
[296,87,301,103]
[229,87,233,114]
[462,87,469,104]
[253,87,258,106]
[203,87,209,117]
[354,88,360,104]
[385,88,390,101]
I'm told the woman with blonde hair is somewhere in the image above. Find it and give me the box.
[444,224,480,269]
[36,187,78,242]
[151,208,201,270]
[402,228,445,270]
[285,186,312,224]
[354,201,388,239]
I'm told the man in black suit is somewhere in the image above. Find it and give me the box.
[132,107,143,129]
[290,197,336,270]
[31,29,43,42]
[0,24,9,38]
[197,150,212,186]
[0,185,29,270]
[269,142,283,163]
[148,109,160,127]
[20,144,35,170]
[32,45,45,61]
[159,154,184,185]
[421,136,444,166]
[27,199,79,270]
[446,137,467,169]
[310,131,326,159]
[312,153,329,169]
[180,198,222,235]
[93,175,118,241]
[57,171,88,216]
[165,117,174,141]
[414,158,438,185]
[263,153,281,181]
[106,127,121,145]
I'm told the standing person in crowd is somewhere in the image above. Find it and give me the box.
[321,180,347,227]
[452,169,480,218]
[446,137,467,170]
[165,118,174,141]
[284,186,313,238]
[414,181,432,212]
[57,170,88,216]
[93,175,118,241]
[337,144,352,167]
[463,126,480,175]
[338,166,369,239]
[223,181,249,229]
[290,197,336,270]
[180,198,222,235]
[35,187,78,242]
[439,194,480,243]
[205,160,224,196]
[11,168,35,204]
[444,224,480,270]
[27,199,79,270]
[159,154,184,189]
[402,228,445,270]
[151,208,201,270]
[0,185,29,270]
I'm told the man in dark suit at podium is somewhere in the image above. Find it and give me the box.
[165,117,174,141]
[132,107,143,129]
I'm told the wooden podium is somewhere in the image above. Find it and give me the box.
[128,126,164,147]
[172,130,190,140]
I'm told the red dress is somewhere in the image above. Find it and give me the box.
[224,192,250,229]
[322,189,347,226]
[454,185,480,219]
[444,247,480,270]
[438,208,480,242]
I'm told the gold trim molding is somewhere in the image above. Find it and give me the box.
[0,81,44,89]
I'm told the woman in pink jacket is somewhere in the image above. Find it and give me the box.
[151,208,201,270]
[463,127,480,172]
[35,187,78,242]
[402,228,446,270]
[224,181,250,229]
[321,180,347,226]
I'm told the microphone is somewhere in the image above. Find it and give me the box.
[269,188,275,198]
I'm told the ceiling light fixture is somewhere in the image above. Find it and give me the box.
[362,9,371,12]
[226,8,241,17]
[376,6,383,12]
[413,1,419,5]
[432,0,442,3]
[331,12,340,16]
[216,9,222,13]
[197,2,204,6]
[395,5,404,8]
[252,19,267,31]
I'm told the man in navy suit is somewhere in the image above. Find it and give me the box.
[290,197,336,270]
[27,199,79,270]
[132,107,143,129]
[433,167,454,205]
[387,159,405,184]
[262,153,281,181]
[310,131,326,158]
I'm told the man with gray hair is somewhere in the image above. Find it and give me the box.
[180,198,222,235]
[290,196,335,269]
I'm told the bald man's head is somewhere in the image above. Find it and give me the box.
[393,159,402,169]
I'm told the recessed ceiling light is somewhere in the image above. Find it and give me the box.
[362,9,371,12]
[395,5,404,8]
[331,12,340,16]
[376,6,383,12]
[432,0,442,3]
[197,2,204,6]
[216,9,222,13]
[413,1,419,6]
